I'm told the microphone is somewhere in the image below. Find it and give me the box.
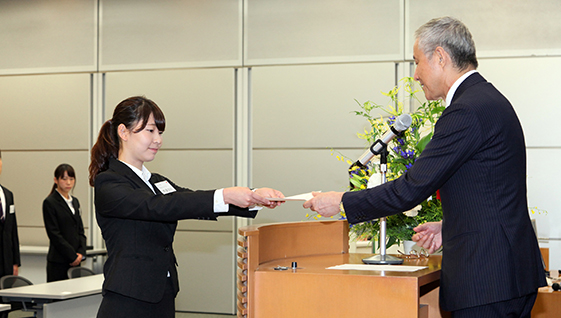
[356,113,412,167]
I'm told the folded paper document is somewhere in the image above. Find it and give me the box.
[327,264,427,272]
[266,191,319,201]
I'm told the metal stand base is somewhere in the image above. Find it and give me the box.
[362,254,403,265]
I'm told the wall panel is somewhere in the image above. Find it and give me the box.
[406,0,561,58]
[0,74,91,150]
[246,0,403,65]
[526,148,561,269]
[100,0,242,70]
[0,0,96,74]
[252,63,396,149]
[477,57,561,147]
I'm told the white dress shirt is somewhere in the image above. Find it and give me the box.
[445,70,478,107]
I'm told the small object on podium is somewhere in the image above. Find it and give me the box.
[274,265,288,271]
[291,262,297,269]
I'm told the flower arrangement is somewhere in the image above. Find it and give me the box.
[308,77,547,252]
[331,77,445,251]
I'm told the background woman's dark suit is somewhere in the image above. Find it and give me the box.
[42,191,87,282]
[94,158,258,313]
[343,73,546,311]
[0,185,20,277]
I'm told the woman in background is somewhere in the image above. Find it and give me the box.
[42,163,87,282]
[89,96,284,318]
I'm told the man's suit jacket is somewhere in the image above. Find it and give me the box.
[94,158,258,304]
[42,191,87,266]
[343,73,546,311]
[0,185,20,277]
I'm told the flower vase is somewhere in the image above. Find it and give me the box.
[403,240,416,255]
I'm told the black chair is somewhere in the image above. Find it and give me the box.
[0,275,36,317]
[67,267,95,279]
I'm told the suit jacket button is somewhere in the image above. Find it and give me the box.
[164,246,170,251]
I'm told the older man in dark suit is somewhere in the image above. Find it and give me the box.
[304,17,546,317]
[0,150,21,279]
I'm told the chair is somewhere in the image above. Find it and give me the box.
[67,267,95,279]
[0,275,36,317]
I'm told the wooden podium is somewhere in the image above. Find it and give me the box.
[237,220,446,318]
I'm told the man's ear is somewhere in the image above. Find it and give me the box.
[434,46,449,67]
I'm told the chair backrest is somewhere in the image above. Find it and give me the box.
[67,267,95,279]
[0,275,33,289]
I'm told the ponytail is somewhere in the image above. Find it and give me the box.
[88,120,119,186]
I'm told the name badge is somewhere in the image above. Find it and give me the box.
[155,181,176,195]
[9,205,14,214]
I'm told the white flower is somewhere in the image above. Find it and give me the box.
[403,205,422,217]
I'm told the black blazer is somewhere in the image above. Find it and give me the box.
[42,191,87,264]
[0,185,20,276]
[94,158,257,303]
[343,73,546,311]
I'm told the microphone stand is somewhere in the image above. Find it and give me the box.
[361,146,403,265]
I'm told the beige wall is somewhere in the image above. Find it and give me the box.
[0,0,560,313]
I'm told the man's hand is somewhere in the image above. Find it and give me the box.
[412,221,442,254]
[302,191,344,217]
[253,188,285,208]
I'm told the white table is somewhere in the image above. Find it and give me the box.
[0,274,103,318]
[0,304,10,312]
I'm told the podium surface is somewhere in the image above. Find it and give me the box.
[238,220,444,318]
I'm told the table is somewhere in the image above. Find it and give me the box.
[238,220,448,318]
[0,274,103,318]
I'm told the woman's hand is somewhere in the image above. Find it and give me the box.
[70,253,83,267]
[223,187,285,209]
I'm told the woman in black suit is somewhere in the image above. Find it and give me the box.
[42,164,87,282]
[88,96,284,318]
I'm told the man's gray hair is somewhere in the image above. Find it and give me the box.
[415,16,478,70]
